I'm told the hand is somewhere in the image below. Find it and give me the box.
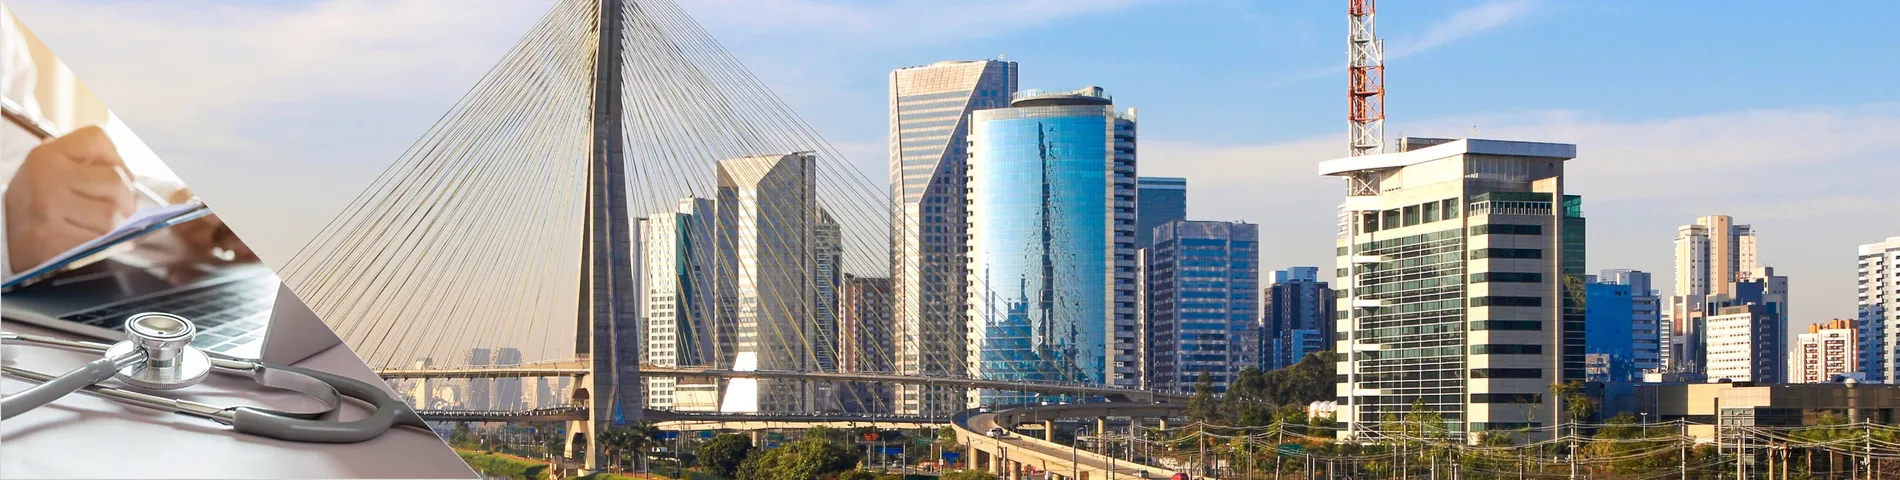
[4,125,137,270]
[161,185,258,265]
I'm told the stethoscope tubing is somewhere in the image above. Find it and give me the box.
[1,331,428,442]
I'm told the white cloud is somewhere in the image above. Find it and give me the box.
[1271,0,1542,87]
[1387,0,1539,58]
[1142,103,1900,323]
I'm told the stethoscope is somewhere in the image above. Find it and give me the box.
[1,312,428,442]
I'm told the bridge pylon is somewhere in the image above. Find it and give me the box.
[572,0,641,473]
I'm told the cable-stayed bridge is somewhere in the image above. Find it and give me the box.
[275,0,1188,474]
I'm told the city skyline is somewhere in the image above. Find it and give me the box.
[12,1,1893,334]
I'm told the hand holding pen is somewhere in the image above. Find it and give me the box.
[4,125,139,270]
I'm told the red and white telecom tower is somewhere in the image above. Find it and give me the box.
[1348,0,1385,160]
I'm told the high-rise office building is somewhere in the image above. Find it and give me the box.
[1263,267,1335,371]
[1147,220,1260,393]
[1796,319,1858,383]
[1322,137,1583,439]
[1597,269,1661,374]
[715,152,820,413]
[465,348,493,410]
[888,59,1017,415]
[1668,215,1761,372]
[838,274,894,413]
[1857,236,1900,382]
[1705,303,1784,383]
[1136,177,1187,249]
[1584,277,1636,382]
[640,197,716,410]
[966,86,1138,405]
[495,348,523,411]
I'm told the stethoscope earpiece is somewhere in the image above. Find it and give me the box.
[103,312,211,390]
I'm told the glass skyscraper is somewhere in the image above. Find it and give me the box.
[1147,220,1260,393]
[888,60,1017,415]
[1264,266,1336,371]
[1136,177,1187,249]
[966,86,1138,405]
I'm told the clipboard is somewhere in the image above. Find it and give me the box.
[2,199,213,292]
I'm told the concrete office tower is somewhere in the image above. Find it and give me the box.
[838,275,894,413]
[814,210,842,373]
[1597,269,1661,374]
[1857,236,1900,382]
[715,152,820,413]
[495,348,523,411]
[1675,215,1759,298]
[1264,267,1336,371]
[639,197,716,410]
[464,348,493,410]
[888,59,1017,416]
[1148,221,1261,393]
[1584,278,1636,382]
[1796,319,1858,383]
[966,86,1138,405]
[1706,304,1784,383]
[1321,137,1583,439]
[409,358,435,409]
[1668,215,1760,372]
[1136,177,1188,249]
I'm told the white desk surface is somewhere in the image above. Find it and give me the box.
[1,322,477,479]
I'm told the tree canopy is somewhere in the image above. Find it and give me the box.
[697,433,753,479]
[736,437,861,480]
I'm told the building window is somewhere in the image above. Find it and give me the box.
[1471,393,1542,404]
[1470,224,1544,236]
[1471,344,1544,355]
[1470,368,1543,379]
[1471,296,1544,307]
[1470,272,1545,283]
[1471,320,1542,331]
[1471,248,1543,259]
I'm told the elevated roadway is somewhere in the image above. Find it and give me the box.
[954,403,1191,480]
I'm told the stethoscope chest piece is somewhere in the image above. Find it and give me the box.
[103,312,210,390]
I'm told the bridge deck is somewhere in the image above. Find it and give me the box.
[378,364,1190,402]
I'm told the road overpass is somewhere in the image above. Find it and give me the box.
[953,403,1190,480]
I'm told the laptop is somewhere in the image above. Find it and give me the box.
[0,251,341,366]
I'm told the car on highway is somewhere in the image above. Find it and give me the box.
[986,427,1007,438]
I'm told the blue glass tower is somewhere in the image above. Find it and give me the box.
[1149,220,1261,393]
[1584,278,1636,382]
[966,86,1137,404]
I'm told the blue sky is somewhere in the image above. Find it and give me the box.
[10,0,1898,335]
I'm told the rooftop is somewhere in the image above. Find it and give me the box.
[1011,86,1113,107]
[1317,137,1577,177]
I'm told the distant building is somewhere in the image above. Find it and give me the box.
[1668,215,1761,372]
[1705,300,1786,383]
[1135,177,1187,249]
[465,348,492,410]
[838,275,894,413]
[1263,267,1334,370]
[495,348,523,411]
[1858,236,1900,383]
[1609,382,1900,443]
[965,86,1138,405]
[1322,137,1584,438]
[1585,278,1636,382]
[1147,220,1260,393]
[888,59,1017,416]
[1795,319,1858,383]
[1597,269,1661,373]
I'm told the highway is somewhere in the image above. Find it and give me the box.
[954,404,1186,480]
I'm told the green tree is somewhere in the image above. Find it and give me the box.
[837,471,902,480]
[450,422,475,448]
[698,433,754,479]
[1188,372,1219,421]
[940,470,1000,480]
[736,438,861,480]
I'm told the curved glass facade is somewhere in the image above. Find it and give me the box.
[966,96,1135,404]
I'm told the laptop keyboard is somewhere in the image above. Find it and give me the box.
[59,278,276,355]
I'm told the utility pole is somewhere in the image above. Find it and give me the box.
[1680,420,1687,480]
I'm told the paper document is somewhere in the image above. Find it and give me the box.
[3,200,212,290]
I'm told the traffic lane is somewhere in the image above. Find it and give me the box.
[968,412,1173,479]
